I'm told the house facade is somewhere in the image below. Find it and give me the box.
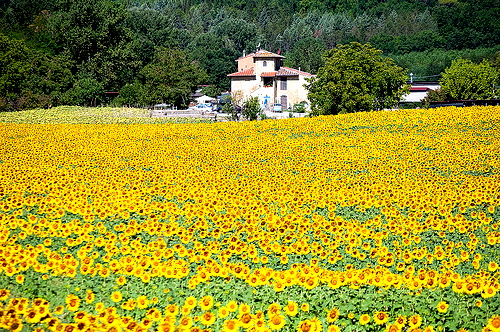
[228,50,314,110]
[400,81,441,104]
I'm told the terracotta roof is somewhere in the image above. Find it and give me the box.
[261,72,276,77]
[228,68,255,77]
[254,49,285,58]
[276,67,314,77]
[410,87,430,92]
[236,49,285,61]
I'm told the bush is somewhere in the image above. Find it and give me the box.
[242,96,261,121]
[292,101,308,113]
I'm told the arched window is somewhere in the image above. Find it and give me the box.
[263,61,267,67]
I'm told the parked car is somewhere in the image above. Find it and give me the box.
[190,103,215,113]
[273,103,283,112]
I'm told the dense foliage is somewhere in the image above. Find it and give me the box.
[307,42,409,115]
[440,59,499,100]
[1,0,500,110]
[1,106,500,331]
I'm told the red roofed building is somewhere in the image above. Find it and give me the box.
[228,49,314,110]
[400,82,441,104]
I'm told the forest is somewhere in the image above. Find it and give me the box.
[1,0,500,110]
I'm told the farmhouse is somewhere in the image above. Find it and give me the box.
[400,81,441,104]
[228,49,314,110]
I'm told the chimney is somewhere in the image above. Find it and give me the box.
[243,50,246,57]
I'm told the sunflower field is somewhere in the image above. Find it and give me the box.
[0,106,500,332]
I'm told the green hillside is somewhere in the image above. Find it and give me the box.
[1,0,499,110]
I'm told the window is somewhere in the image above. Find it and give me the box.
[280,77,287,90]
[263,61,267,67]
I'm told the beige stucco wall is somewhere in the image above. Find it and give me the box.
[231,77,260,103]
[253,58,276,77]
[277,76,310,108]
[231,75,311,108]
[237,56,254,72]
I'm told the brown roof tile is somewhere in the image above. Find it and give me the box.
[236,49,285,61]
[228,68,255,77]
[261,72,277,77]
[276,66,314,77]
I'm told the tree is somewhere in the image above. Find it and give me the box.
[0,33,73,111]
[63,77,104,107]
[421,87,450,108]
[440,58,499,100]
[113,81,145,107]
[0,33,36,110]
[46,0,129,65]
[284,37,326,74]
[242,96,261,121]
[210,18,260,54]
[306,42,409,115]
[140,48,207,108]
[187,32,237,90]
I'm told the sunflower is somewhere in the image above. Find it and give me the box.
[137,295,149,309]
[267,303,281,318]
[122,299,137,311]
[482,286,497,299]
[65,294,81,312]
[373,311,389,325]
[165,304,179,317]
[73,311,87,322]
[359,314,371,325]
[199,296,214,311]
[310,318,323,332]
[146,308,163,322]
[85,290,95,304]
[326,308,340,323]
[0,289,10,301]
[46,317,61,330]
[436,301,448,314]
[239,313,254,329]
[268,315,286,330]
[218,307,230,319]
[283,301,298,316]
[227,301,238,313]
[95,302,105,313]
[181,305,193,316]
[158,316,175,332]
[327,325,340,332]
[222,319,239,332]
[487,315,500,332]
[394,315,406,328]
[24,309,42,324]
[297,320,313,332]
[385,323,401,332]
[111,291,123,303]
[15,275,25,284]
[8,320,23,332]
[239,303,251,316]
[54,305,65,315]
[408,315,422,328]
[178,316,193,331]
[116,276,127,286]
[201,312,216,326]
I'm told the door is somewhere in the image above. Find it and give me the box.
[280,95,288,110]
